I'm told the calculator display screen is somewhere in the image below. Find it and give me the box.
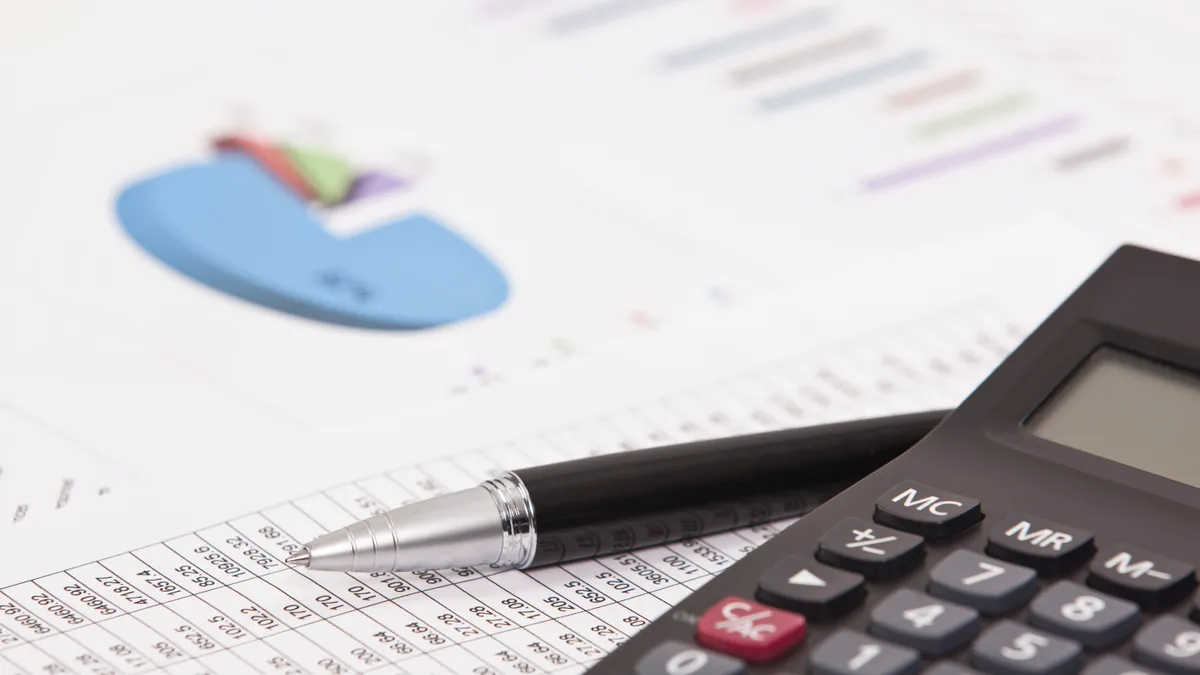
[1025,347,1200,487]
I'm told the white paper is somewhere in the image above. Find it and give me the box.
[0,228,1110,674]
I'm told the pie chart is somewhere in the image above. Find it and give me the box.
[114,134,509,330]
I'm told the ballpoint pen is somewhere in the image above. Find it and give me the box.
[286,409,948,574]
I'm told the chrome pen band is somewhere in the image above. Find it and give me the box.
[481,471,538,568]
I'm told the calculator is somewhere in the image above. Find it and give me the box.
[589,244,1200,675]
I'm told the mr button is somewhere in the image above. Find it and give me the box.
[874,481,983,539]
[986,513,1095,575]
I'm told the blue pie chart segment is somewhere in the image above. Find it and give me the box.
[115,153,509,329]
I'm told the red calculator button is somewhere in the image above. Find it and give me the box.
[696,595,807,662]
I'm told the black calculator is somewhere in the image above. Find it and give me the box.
[589,245,1200,675]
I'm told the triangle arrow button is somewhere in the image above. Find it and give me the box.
[788,569,827,587]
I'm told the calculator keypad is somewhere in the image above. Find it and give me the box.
[629,480,1200,675]
[971,621,1083,675]
[1088,545,1198,610]
[1028,581,1141,648]
[817,517,926,580]
[929,550,1039,615]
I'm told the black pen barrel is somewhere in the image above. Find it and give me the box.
[513,409,948,536]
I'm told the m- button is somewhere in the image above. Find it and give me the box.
[986,512,1095,575]
[874,481,982,539]
[1087,544,1197,610]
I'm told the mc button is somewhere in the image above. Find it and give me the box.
[986,513,1095,575]
[874,481,982,539]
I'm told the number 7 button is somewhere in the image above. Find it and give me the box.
[929,550,1038,615]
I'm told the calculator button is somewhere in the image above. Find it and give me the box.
[817,517,925,580]
[635,640,745,675]
[926,663,987,675]
[1028,580,1140,649]
[874,480,983,539]
[1132,616,1200,675]
[868,588,980,656]
[986,513,1095,575]
[756,556,864,619]
[694,596,807,663]
[928,550,1038,615]
[1084,655,1164,675]
[1087,544,1198,610]
[810,629,920,675]
[971,620,1082,675]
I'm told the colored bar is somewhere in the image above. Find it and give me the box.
[860,116,1079,191]
[660,8,831,70]
[281,145,356,206]
[550,0,692,34]
[916,93,1028,139]
[212,134,317,201]
[758,50,927,112]
[1177,190,1200,211]
[1055,136,1130,171]
[887,70,979,109]
[730,28,881,86]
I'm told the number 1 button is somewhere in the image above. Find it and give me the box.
[811,629,920,675]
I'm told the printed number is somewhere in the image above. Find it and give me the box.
[664,650,709,675]
[902,604,945,629]
[1060,595,1106,622]
[848,644,882,671]
[1001,632,1049,661]
[1164,631,1200,659]
[962,562,1006,586]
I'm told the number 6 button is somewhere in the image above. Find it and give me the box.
[972,621,1082,675]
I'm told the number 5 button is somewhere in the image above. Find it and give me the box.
[972,621,1082,675]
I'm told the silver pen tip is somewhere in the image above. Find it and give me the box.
[285,548,311,567]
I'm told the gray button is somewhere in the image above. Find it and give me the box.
[971,620,1082,675]
[926,663,987,675]
[635,640,745,675]
[869,588,980,656]
[1085,655,1164,675]
[1133,616,1200,675]
[928,550,1038,615]
[811,629,920,675]
[1029,581,1140,648]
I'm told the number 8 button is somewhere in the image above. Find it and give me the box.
[1028,581,1140,649]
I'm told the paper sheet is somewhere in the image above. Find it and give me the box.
[0,229,1110,674]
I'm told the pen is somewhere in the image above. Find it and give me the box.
[285,409,948,574]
